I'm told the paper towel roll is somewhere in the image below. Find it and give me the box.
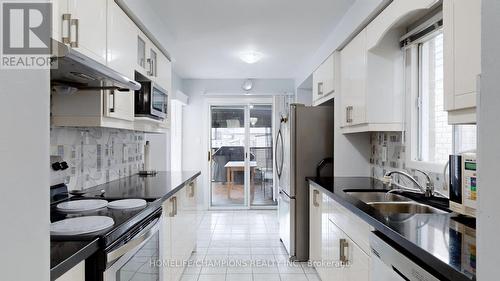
[144,141,151,171]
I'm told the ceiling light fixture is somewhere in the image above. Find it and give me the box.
[240,51,263,64]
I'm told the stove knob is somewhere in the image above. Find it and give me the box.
[60,161,69,170]
[51,162,62,171]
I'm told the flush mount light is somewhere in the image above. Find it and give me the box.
[240,51,263,64]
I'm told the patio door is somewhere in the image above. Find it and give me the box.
[209,104,276,208]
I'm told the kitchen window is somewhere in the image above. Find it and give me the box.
[405,31,476,171]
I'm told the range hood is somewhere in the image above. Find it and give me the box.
[50,40,141,91]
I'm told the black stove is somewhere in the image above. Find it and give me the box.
[50,184,161,247]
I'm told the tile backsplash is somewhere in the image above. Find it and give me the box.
[50,127,145,190]
[370,132,447,194]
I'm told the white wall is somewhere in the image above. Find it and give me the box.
[146,71,185,172]
[477,0,500,279]
[0,69,50,280]
[295,0,389,86]
[181,79,294,207]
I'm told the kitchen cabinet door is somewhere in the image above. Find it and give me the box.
[312,63,324,103]
[67,0,107,64]
[106,0,135,121]
[156,49,172,92]
[161,198,174,281]
[309,186,322,263]
[168,186,197,281]
[324,216,346,281]
[343,234,370,281]
[136,33,148,75]
[51,0,69,44]
[443,0,480,123]
[105,0,135,122]
[312,52,337,106]
[340,29,367,127]
[318,194,344,281]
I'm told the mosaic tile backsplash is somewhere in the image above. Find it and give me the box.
[50,127,145,190]
[370,132,447,194]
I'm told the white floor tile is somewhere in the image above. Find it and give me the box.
[227,265,253,274]
[278,264,305,274]
[200,266,227,275]
[280,273,309,281]
[306,273,321,281]
[225,274,252,281]
[198,274,226,281]
[180,275,198,281]
[253,273,281,281]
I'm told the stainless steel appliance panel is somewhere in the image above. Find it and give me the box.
[278,190,295,258]
[104,217,161,281]
[370,232,440,281]
[278,104,334,261]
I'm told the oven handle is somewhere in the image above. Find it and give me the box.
[106,218,160,263]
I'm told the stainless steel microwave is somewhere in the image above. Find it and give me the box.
[135,72,168,120]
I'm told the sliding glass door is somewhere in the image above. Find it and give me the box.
[209,104,276,208]
[249,105,275,206]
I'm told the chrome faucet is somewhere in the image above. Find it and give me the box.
[384,169,434,198]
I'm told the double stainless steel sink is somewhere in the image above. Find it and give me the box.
[344,191,448,215]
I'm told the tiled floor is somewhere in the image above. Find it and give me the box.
[180,210,320,281]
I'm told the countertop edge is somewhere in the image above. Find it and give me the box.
[153,171,202,205]
[50,239,100,281]
[307,178,474,281]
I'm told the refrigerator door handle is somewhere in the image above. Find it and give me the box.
[275,128,284,179]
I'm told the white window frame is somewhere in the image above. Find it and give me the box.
[404,31,449,174]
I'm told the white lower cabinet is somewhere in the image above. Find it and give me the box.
[161,180,199,281]
[310,184,372,281]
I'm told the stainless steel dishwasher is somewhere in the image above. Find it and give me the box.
[370,232,441,281]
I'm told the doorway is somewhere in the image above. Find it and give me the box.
[209,104,276,208]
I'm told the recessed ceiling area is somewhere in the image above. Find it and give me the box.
[138,0,356,79]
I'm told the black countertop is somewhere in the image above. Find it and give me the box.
[50,171,201,280]
[308,177,476,281]
[80,171,202,201]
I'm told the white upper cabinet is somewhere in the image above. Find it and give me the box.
[106,0,136,122]
[443,0,481,124]
[340,28,368,128]
[155,46,172,91]
[313,52,338,106]
[52,0,107,64]
[339,0,439,134]
[51,0,171,133]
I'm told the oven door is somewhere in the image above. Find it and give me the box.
[150,83,168,120]
[104,216,162,281]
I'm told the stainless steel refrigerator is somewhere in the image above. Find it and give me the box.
[276,103,333,261]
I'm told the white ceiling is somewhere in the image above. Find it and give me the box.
[144,0,355,79]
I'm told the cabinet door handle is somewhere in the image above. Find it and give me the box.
[174,196,178,216]
[62,14,71,44]
[169,196,177,217]
[317,82,324,96]
[109,92,115,113]
[347,106,353,123]
[313,190,320,207]
[339,238,349,265]
[188,182,195,198]
[70,18,79,48]
[147,58,153,76]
